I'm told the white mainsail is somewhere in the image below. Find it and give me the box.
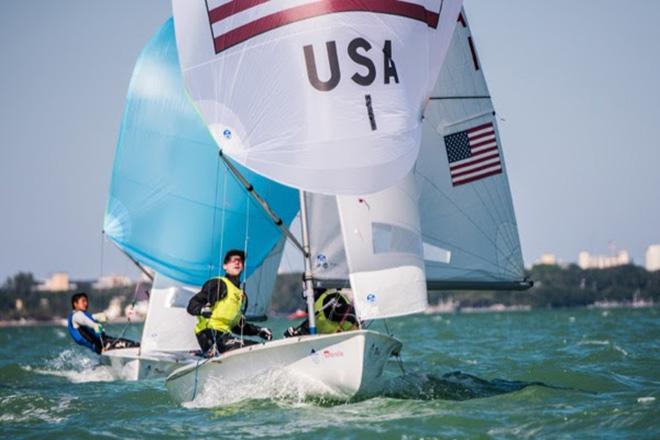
[171,0,463,195]
[418,9,526,288]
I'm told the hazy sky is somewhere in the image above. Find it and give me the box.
[1,1,659,281]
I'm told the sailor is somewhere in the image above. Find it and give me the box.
[67,292,140,354]
[283,288,359,337]
[187,249,273,357]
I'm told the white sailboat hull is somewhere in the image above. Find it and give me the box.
[100,348,198,381]
[166,330,401,405]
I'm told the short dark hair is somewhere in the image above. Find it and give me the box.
[71,292,88,308]
[223,249,246,264]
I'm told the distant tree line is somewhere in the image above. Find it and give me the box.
[429,264,660,309]
[2,265,658,322]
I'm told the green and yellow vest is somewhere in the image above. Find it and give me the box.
[314,289,359,334]
[194,277,245,334]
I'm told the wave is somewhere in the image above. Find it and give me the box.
[23,349,117,383]
[383,370,553,401]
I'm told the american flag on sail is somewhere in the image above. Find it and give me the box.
[205,0,444,54]
[444,122,502,186]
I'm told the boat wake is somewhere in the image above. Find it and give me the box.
[25,349,117,383]
[384,370,565,401]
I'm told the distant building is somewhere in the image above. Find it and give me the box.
[536,253,557,265]
[36,272,76,292]
[93,275,132,290]
[578,250,631,269]
[646,245,660,271]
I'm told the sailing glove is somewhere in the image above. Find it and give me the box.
[258,328,273,341]
[200,306,212,319]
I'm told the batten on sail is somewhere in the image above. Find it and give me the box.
[172,0,464,195]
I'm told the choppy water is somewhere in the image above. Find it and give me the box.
[1,308,658,439]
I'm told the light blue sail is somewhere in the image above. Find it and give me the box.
[104,19,299,285]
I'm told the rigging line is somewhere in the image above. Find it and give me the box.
[104,235,154,282]
[239,193,251,344]
[208,156,222,279]
[434,110,495,131]
[117,280,142,340]
[219,170,228,272]
[219,150,306,255]
[429,95,491,100]
[99,232,105,279]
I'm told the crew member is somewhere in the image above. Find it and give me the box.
[284,288,359,337]
[187,249,273,356]
[67,292,139,354]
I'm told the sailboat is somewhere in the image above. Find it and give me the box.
[161,2,529,405]
[102,1,530,404]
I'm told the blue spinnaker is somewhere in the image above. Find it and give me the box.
[104,19,299,285]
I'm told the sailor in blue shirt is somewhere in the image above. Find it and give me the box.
[67,292,139,354]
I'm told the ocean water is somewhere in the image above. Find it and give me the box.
[1,307,658,439]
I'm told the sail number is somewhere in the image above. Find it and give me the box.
[303,39,399,92]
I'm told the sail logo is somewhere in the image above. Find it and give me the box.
[204,0,443,54]
[322,349,344,359]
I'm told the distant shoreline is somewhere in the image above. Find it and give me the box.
[2,301,655,328]
[0,316,145,328]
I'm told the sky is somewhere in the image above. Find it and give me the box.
[1,0,659,282]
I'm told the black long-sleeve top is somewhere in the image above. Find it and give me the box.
[186,276,262,336]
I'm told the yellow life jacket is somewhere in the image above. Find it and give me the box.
[194,277,245,334]
[314,289,358,334]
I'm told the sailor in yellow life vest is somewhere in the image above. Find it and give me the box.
[283,288,359,337]
[187,249,273,356]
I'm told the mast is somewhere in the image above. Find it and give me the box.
[299,190,317,335]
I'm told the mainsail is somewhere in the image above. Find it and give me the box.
[417,9,527,289]
[306,8,529,320]
[171,0,463,195]
[104,19,299,287]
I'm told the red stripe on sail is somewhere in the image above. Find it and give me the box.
[449,150,499,171]
[208,0,269,23]
[451,160,501,178]
[211,0,441,53]
[453,168,502,186]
